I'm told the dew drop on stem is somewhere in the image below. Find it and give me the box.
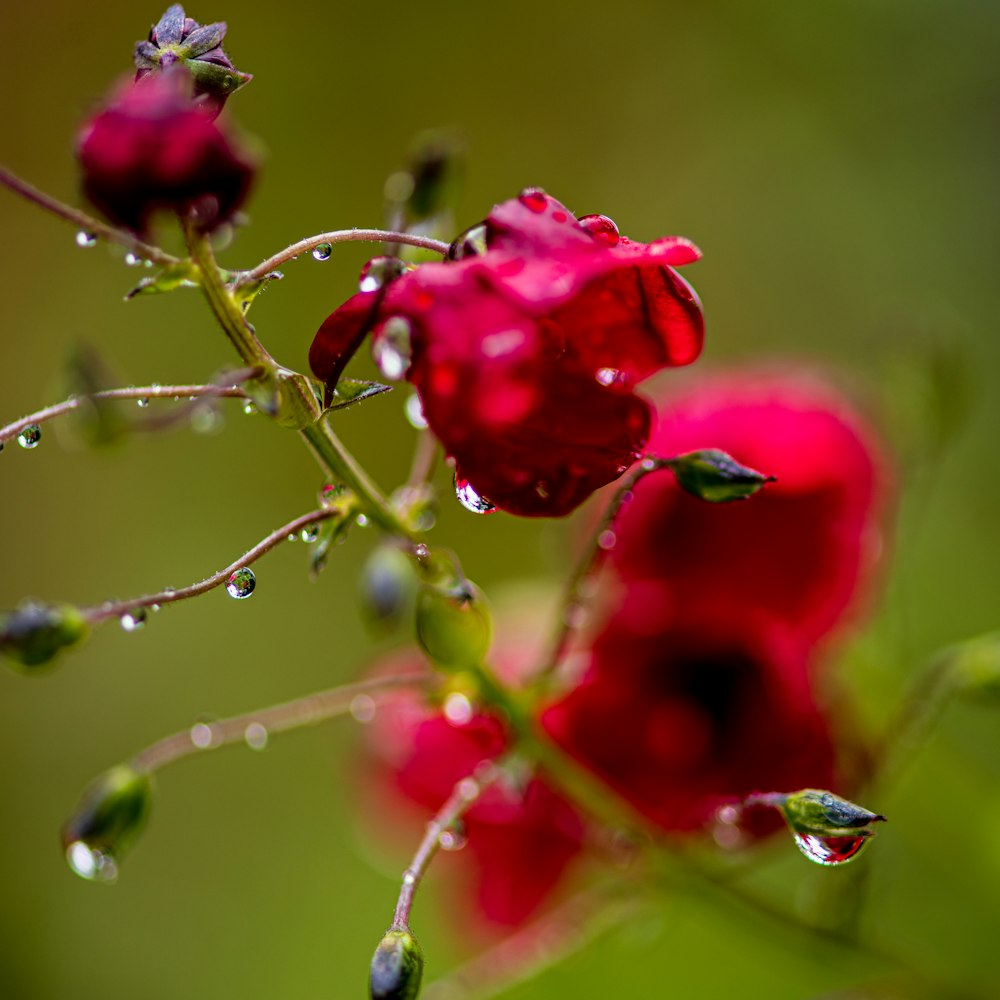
[17,425,42,449]
[312,243,333,261]
[75,230,97,248]
[119,609,147,632]
[226,567,256,599]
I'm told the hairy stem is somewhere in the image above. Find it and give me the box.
[239,229,450,285]
[391,761,501,932]
[84,507,343,624]
[132,670,434,772]
[0,165,181,267]
[0,372,259,447]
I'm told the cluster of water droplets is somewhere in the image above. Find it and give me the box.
[454,473,497,515]
[226,567,256,599]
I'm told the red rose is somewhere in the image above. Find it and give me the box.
[360,664,583,927]
[309,189,704,517]
[541,612,838,836]
[77,68,254,235]
[608,371,887,647]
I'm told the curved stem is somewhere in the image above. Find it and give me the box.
[391,761,501,932]
[132,670,434,772]
[0,165,180,267]
[84,507,342,624]
[0,373,258,447]
[538,457,675,680]
[239,229,449,284]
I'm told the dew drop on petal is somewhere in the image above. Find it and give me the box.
[454,474,497,515]
[577,214,620,246]
[226,567,256,599]
[518,188,548,213]
[793,833,871,866]
[596,367,626,387]
[312,243,333,261]
[597,529,617,550]
[405,393,428,430]
[120,609,147,632]
[17,425,42,449]
[350,693,377,724]
[244,722,269,750]
[75,230,98,248]
[372,316,413,381]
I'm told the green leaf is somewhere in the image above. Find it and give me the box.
[327,378,393,411]
[124,260,199,300]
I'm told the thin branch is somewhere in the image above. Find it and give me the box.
[391,761,502,932]
[538,457,674,678]
[0,370,260,447]
[422,882,642,1000]
[238,228,450,284]
[131,670,434,772]
[83,506,343,624]
[0,164,181,267]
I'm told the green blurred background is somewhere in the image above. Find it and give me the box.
[2,1,999,997]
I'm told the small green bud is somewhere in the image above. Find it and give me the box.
[61,764,153,883]
[361,544,418,629]
[0,601,89,670]
[670,449,775,503]
[781,789,885,837]
[415,579,492,670]
[370,929,424,1000]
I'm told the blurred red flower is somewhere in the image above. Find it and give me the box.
[77,68,254,235]
[542,371,887,836]
[310,189,704,516]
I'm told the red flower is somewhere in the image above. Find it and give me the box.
[608,371,887,647]
[361,663,584,927]
[309,189,704,517]
[77,68,254,235]
[541,612,839,835]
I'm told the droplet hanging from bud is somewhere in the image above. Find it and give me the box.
[792,832,871,866]
[778,788,885,867]
[61,764,153,883]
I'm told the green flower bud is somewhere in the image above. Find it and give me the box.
[670,449,775,503]
[0,601,89,670]
[781,789,885,837]
[370,929,424,1000]
[415,579,492,670]
[61,764,153,883]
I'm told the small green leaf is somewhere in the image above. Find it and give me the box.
[327,378,393,411]
[124,260,199,300]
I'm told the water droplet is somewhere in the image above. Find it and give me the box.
[66,841,118,883]
[402,872,416,886]
[793,833,870,866]
[190,405,221,435]
[447,223,488,260]
[454,474,497,514]
[124,252,142,267]
[597,529,617,550]
[405,393,428,430]
[438,821,468,852]
[443,692,474,726]
[414,543,429,559]
[75,230,98,248]
[189,722,217,749]
[535,481,550,500]
[136,397,149,408]
[371,316,413,381]
[596,367,626,387]
[244,722,269,750]
[519,188,548,213]
[356,514,369,527]
[17,425,41,449]
[287,533,298,543]
[226,568,256,599]
[312,243,333,261]
[0,441,5,453]
[242,400,257,416]
[150,603,161,613]
[119,609,147,632]
[641,457,657,472]
[578,214,620,246]
[301,524,320,543]
[359,256,408,293]
[350,693,377,724]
